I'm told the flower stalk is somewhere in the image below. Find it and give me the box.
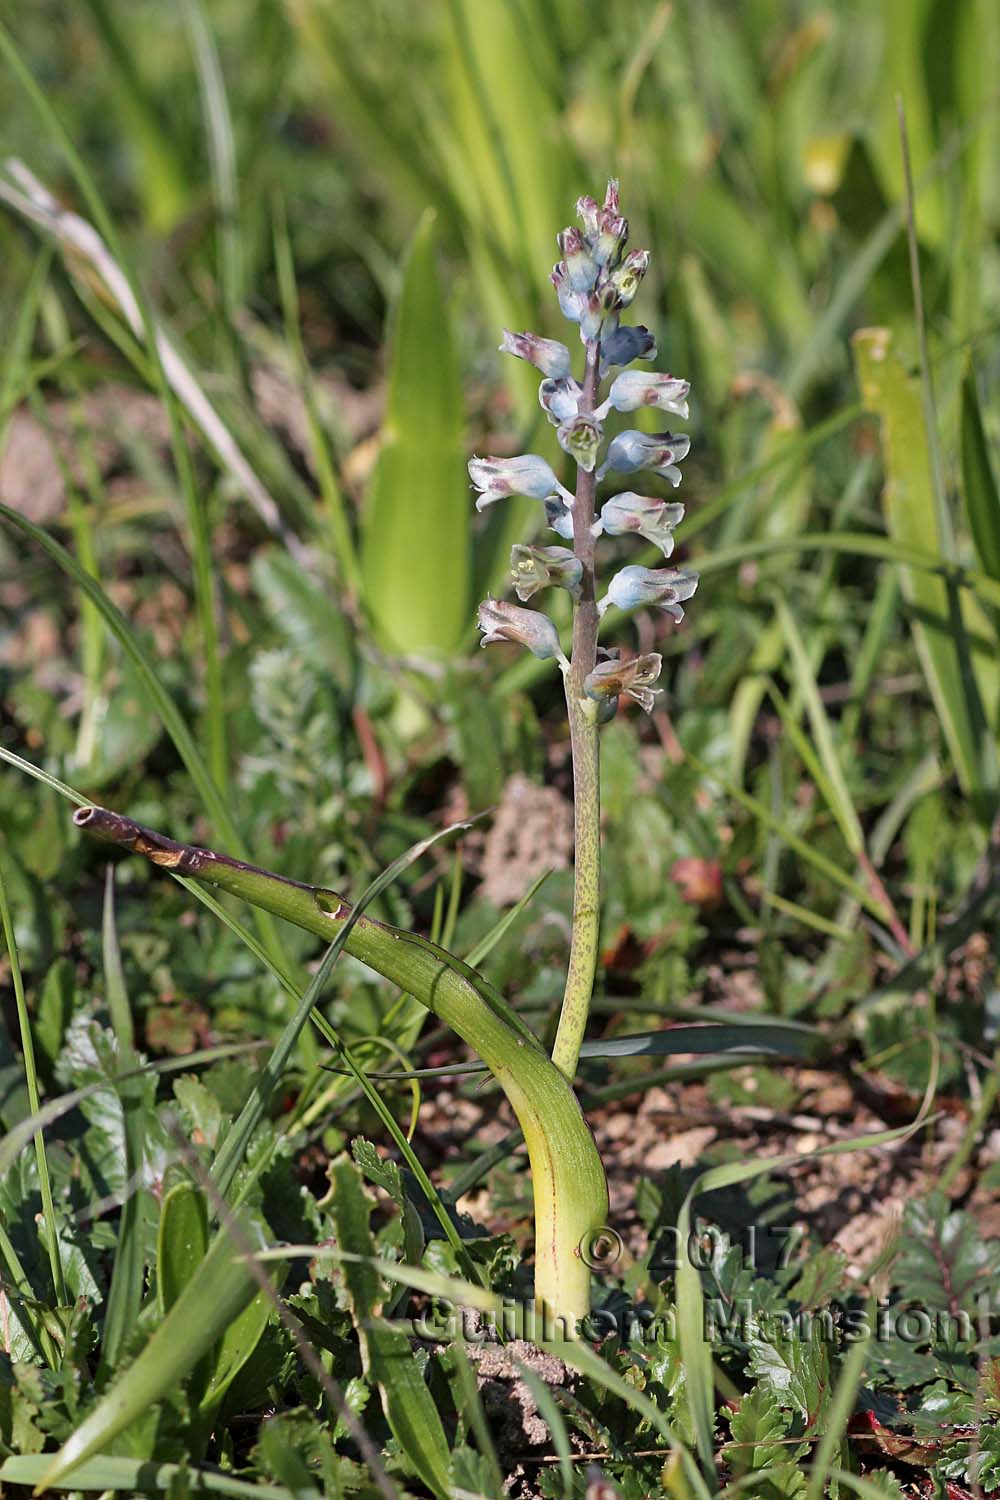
[473,181,699,1084]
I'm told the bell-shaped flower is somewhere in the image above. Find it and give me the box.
[468,453,566,511]
[544,496,574,540]
[602,370,690,420]
[539,376,581,427]
[600,324,657,376]
[578,291,608,343]
[510,543,582,602]
[478,597,568,666]
[599,564,699,623]
[557,226,598,293]
[599,492,685,558]
[557,413,603,473]
[499,329,572,379]
[608,249,650,308]
[598,430,690,486]
[584,650,664,714]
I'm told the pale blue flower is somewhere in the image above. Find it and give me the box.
[544,496,574,540]
[601,370,690,420]
[478,597,568,665]
[599,564,699,623]
[499,329,572,379]
[468,453,568,511]
[599,493,685,558]
[598,430,690,486]
[539,376,582,427]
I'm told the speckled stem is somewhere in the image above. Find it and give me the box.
[551,339,602,1080]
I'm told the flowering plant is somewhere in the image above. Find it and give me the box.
[471,180,698,1078]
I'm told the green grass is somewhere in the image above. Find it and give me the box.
[1,0,1000,1494]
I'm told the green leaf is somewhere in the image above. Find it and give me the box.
[361,210,470,657]
[327,1158,452,1499]
[893,1191,1000,1318]
[157,1181,209,1317]
[853,328,1000,806]
[723,1385,806,1495]
[960,360,1000,583]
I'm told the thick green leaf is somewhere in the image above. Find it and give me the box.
[960,360,1000,583]
[853,328,999,804]
[328,1158,452,1499]
[157,1181,209,1316]
[361,210,469,657]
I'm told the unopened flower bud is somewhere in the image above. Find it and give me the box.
[539,376,582,426]
[599,429,690,486]
[557,226,598,292]
[468,453,561,510]
[557,413,603,472]
[576,193,600,239]
[608,248,650,307]
[550,261,585,324]
[478,596,568,665]
[544,496,574,539]
[593,207,629,269]
[510,543,582,601]
[499,329,572,379]
[584,651,663,713]
[599,492,685,557]
[599,564,699,623]
[600,324,657,375]
[604,370,690,420]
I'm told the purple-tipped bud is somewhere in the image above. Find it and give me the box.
[468,453,560,510]
[478,596,567,664]
[557,413,603,472]
[599,564,699,624]
[605,370,691,420]
[539,376,581,427]
[600,430,691,486]
[576,193,600,239]
[609,249,650,307]
[510,543,582,602]
[599,493,685,558]
[603,179,621,215]
[557,226,598,292]
[600,324,657,375]
[593,208,629,269]
[584,651,663,714]
[499,329,572,379]
[544,495,574,539]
